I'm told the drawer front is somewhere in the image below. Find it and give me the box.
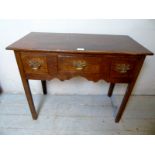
[21,53,48,74]
[20,52,142,83]
[20,52,57,80]
[109,56,139,82]
[58,55,107,74]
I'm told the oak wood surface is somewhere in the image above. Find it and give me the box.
[18,51,143,83]
[21,53,48,74]
[58,55,104,74]
[14,52,38,119]
[6,32,153,55]
[6,32,154,123]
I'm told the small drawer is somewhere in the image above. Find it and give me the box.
[58,55,106,74]
[21,53,48,74]
[109,57,139,82]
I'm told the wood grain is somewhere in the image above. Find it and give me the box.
[6,32,153,55]
[14,51,38,120]
[5,32,153,123]
[21,53,48,74]
[58,54,103,74]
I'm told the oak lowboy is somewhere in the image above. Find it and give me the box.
[6,32,153,123]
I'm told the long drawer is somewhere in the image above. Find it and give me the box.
[58,54,109,74]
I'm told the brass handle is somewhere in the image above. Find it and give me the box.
[29,60,41,70]
[73,60,87,70]
[115,64,130,73]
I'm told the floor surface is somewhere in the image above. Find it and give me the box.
[0,94,155,135]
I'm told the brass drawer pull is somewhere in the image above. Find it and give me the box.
[73,60,87,70]
[115,64,131,73]
[29,60,41,70]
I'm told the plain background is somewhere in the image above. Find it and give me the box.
[0,19,155,95]
[0,0,155,155]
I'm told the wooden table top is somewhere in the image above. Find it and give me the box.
[6,32,153,55]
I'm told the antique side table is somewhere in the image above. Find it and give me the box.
[6,32,153,122]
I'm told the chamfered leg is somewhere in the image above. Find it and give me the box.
[115,56,145,123]
[14,51,38,120]
[22,79,38,119]
[41,80,47,95]
[115,83,134,122]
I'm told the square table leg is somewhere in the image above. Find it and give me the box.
[14,51,38,120]
[114,56,145,122]
[41,80,47,95]
[108,83,115,97]
[115,82,134,122]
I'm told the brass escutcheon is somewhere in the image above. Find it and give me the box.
[115,64,131,73]
[73,60,87,70]
[28,60,41,70]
